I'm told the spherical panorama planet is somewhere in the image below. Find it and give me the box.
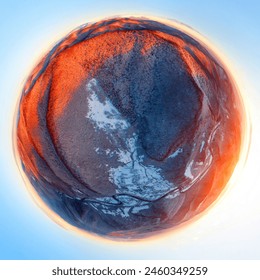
[14,17,246,240]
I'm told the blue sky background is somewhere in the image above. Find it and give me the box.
[0,0,260,259]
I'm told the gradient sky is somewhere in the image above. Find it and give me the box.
[0,0,260,259]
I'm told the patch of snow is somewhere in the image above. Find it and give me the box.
[184,160,194,179]
[200,141,205,153]
[165,191,180,199]
[132,205,149,214]
[86,78,129,131]
[168,147,183,158]
[109,134,175,200]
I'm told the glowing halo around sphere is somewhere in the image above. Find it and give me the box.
[13,16,248,240]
